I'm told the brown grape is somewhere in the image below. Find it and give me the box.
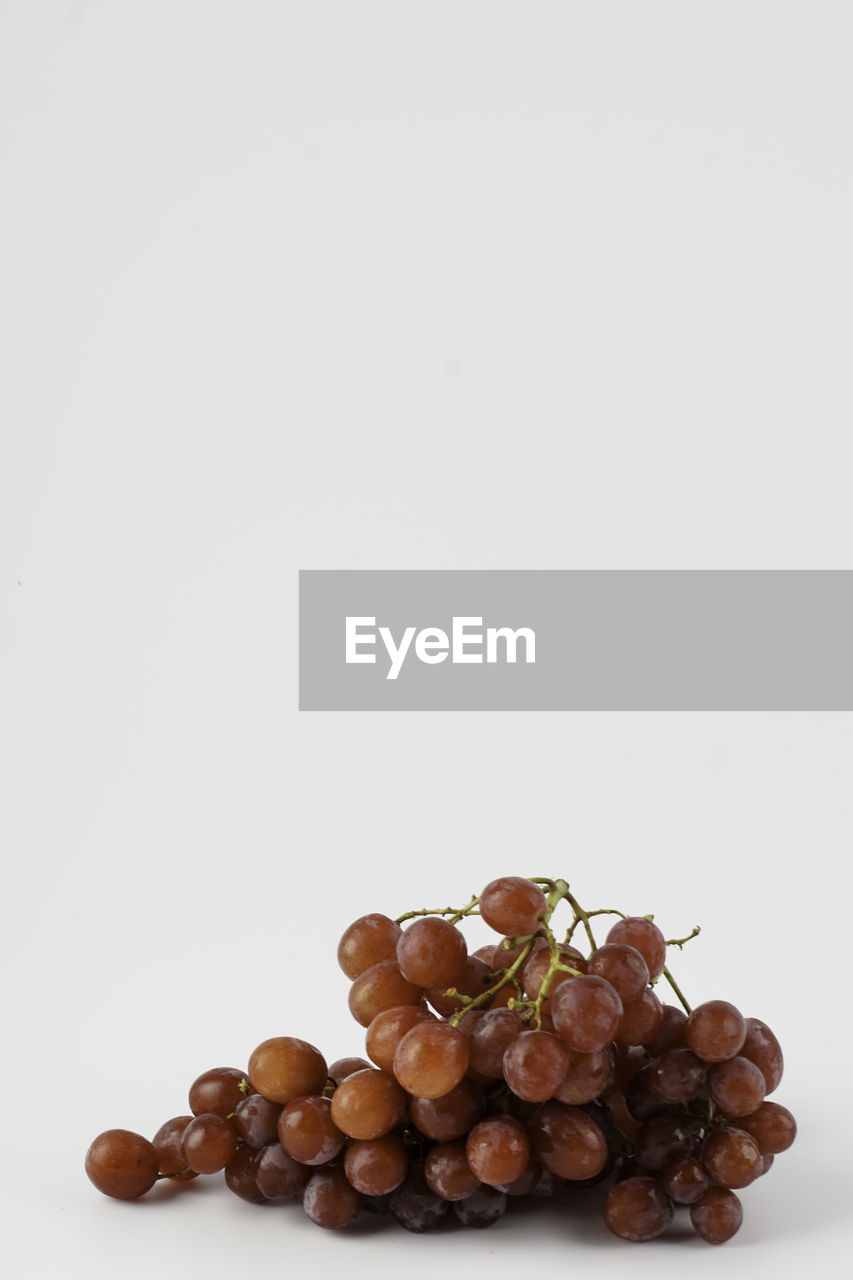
[151,1116,195,1177]
[606,916,667,979]
[188,1067,249,1118]
[424,1140,482,1201]
[554,1049,614,1105]
[248,1037,328,1105]
[365,1005,435,1073]
[479,877,547,937]
[329,1067,407,1140]
[502,1029,570,1102]
[393,1021,469,1100]
[344,1134,409,1196]
[233,1094,282,1149]
[278,1095,345,1165]
[255,1143,311,1200]
[348,959,424,1028]
[708,1056,766,1117]
[467,1007,523,1079]
[85,1130,160,1200]
[337,913,402,980]
[302,1166,362,1229]
[616,987,664,1046]
[690,1186,743,1243]
[408,1079,485,1141]
[466,1116,530,1186]
[686,1000,746,1063]
[661,1155,710,1205]
[587,943,650,1003]
[702,1127,762,1188]
[648,1048,707,1104]
[527,1102,609,1181]
[180,1114,238,1175]
[740,1017,784,1093]
[551,975,624,1053]
[397,916,467,989]
[737,1101,797,1154]
[603,1175,673,1241]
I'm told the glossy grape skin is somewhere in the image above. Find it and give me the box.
[702,1127,762,1188]
[648,1048,707,1104]
[708,1056,766,1117]
[248,1037,328,1105]
[389,1165,450,1232]
[85,1130,160,1200]
[393,1021,469,1100]
[408,1079,486,1141]
[690,1186,743,1243]
[527,1102,609,1181]
[466,1116,530,1187]
[365,1005,435,1074]
[616,987,664,1047]
[606,917,667,979]
[686,1000,746,1063]
[740,1018,784,1093]
[551,975,624,1053]
[180,1114,238,1174]
[521,939,586,1005]
[348,960,424,1028]
[661,1155,710,1205]
[344,1135,409,1196]
[453,1184,508,1227]
[479,877,547,937]
[737,1101,797,1154]
[188,1067,250,1118]
[151,1116,195,1176]
[467,1008,523,1078]
[255,1143,311,1200]
[603,1176,673,1241]
[224,1146,268,1205]
[397,916,468,989]
[278,1096,346,1166]
[587,944,650,1004]
[302,1166,362,1229]
[233,1095,283,1149]
[329,1068,407,1140]
[644,1005,689,1056]
[503,1029,570,1102]
[554,1049,614,1105]
[337,913,402,980]
[328,1056,372,1084]
[625,1064,672,1121]
[424,1140,482,1201]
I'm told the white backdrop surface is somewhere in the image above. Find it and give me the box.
[1,3,851,1278]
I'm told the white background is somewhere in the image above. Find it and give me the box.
[1,2,851,1277]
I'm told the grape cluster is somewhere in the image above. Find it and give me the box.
[85,875,796,1245]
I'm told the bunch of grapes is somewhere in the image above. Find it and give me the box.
[85,876,796,1245]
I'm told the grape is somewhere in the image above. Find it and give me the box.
[661,1155,710,1205]
[365,1005,435,1073]
[188,1067,250,1118]
[466,1116,530,1186]
[180,1114,238,1175]
[255,1143,311,1200]
[408,1079,485,1141]
[527,1101,609,1181]
[248,1037,328,1104]
[467,1007,523,1078]
[690,1186,743,1244]
[633,1113,694,1172]
[603,1176,673,1241]
[740,1018,784,1094]
[737,1101,797,1154]
[344,1134,409,1196]
[389,1165,450,1232]
[233,1095,282,1149]
[648,1048,707,1104]
[606,916,667,979]
[495,1159,544,1197]
[224,1147,268,1205]
[337,913,402,980]
[151,1116,195,1177]
[686,1000,747,1063]
[502,1029,569,1102]
[278,1096,345,1166]
[707,1056,766,1117]
[587,943,650,1003]
[702,1127,762,1188]
[616,987,664,1046]
[479,877,547,937]
[348,959,424,1028]
[551,975,624,1053]
[302,1166,362,1229]
[554,1049,614,1105]
[328,1056,372,1083]
[521,939,585,1002]
[397,916,467,988]
[424,1140,482,1201]
[644,1004,688,1056]
[453,1185,508,1227]
[85,1130,160,1200]
[329,1068,407,1140]
[393,1021,469,1100]
[625,1064,671,1121]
